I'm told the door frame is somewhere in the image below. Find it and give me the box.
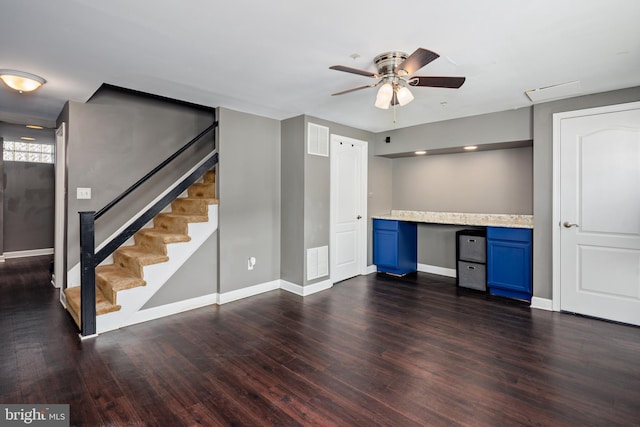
[329,134,368,283]
[551,100,640,311]
[54,122,66,294]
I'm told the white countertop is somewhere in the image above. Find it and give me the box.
[372,210,534,228]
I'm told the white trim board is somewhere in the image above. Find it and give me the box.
[417,263,457,278]
[3,248,54,259]
[281,279,333,296]
[530,297,553,311]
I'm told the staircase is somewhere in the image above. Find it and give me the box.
[64,169,218,330]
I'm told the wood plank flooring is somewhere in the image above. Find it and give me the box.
[1,255,639,426]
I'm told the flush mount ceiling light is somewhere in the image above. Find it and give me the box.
[464,145,478,151]
[0,70,46,93]
[415,150,427,155]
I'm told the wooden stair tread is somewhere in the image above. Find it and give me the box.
[136,228,191,244]
[155,212,209,223]
[96,265,146,289]
[116,246,169,264]
[64,286,121,327]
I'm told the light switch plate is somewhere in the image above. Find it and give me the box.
[77,187,91,200]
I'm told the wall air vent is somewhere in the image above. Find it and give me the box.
[307,123,329,157]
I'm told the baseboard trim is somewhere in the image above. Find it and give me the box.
[281,279,333,296]
[218,280,280,305]
[531,297,554,311]
[418,263,457,278]
[365,265,377,275]
[124,293,219,328]
[3,248,54,259]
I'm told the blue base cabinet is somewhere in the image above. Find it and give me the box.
[373,219,417,275]
[487,227,532,301]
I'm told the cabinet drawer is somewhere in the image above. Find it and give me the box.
[373,219,399,231]
[458,261,486,291]
[487,226,531,242]
[458,235,486,263]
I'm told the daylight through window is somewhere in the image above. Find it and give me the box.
[3,140,54,164]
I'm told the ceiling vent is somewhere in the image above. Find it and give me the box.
[525,81,582,103]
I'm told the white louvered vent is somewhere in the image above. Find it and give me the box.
[307,245,328,280]
[307,123,329,157]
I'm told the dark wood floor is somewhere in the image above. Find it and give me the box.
[1,256,639,426]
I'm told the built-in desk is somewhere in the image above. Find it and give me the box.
[372,211,534,301]
[372,210,533,229]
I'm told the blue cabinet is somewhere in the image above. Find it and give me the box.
[373,219,417,275]
[487,227,532,301]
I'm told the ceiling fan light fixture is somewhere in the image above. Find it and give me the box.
[0,70,46,93]
[375,82,393,109]
[396,86,414,106]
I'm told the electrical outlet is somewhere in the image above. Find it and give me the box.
[248,257,256,270]
[77,187,91,200]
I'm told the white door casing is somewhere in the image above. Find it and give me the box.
[330,135,367,283]
[553,101,640,326]
[54,122,66,294]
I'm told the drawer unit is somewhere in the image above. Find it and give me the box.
[457,261,486,291]
[373,219,417,275]
[487,226,532,301]
[456,228,487,291]
[458,234,486,263]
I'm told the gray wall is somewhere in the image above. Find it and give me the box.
[142,231,217,308]
[280,116,305,285]
[391,147,533,214]
[217,108,281,293]
[532,86,640,299]
[61,89,215,268]
[375,108,532,155]
[3,162,55,252]
[280,115,375,286]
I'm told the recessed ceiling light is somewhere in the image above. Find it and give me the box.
[20,136,36,141]
[464,145,478,151]
[415,150,427,155]
[26,125,44,129]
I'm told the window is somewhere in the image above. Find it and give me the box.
[3,140,54,164]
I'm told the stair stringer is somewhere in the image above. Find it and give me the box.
[95,204,218,334]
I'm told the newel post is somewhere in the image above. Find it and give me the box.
[79,211,97,337]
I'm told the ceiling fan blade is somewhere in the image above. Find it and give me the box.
[329,65,378,78]
[395,48,439,76]
[408,76,466,88]
[331,84,376,96]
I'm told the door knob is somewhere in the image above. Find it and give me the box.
[563,221,579,228]
[357,215,362,219]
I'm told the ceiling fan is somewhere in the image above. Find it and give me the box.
[330,48,465,109]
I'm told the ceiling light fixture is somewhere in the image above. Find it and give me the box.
[415,150,427,155]
[26,125,44,130]
[464,145,478,151]
[375,82,394,109]
[20,136,36,141]
[375,79,415,109]
[0,70,46,93]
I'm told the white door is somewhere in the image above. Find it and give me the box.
[555,102,640,326]
[330,135,367,283]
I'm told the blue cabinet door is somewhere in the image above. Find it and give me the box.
[373,219,417,275]
[487,227,532,301]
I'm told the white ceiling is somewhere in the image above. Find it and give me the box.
[1,0,639,132]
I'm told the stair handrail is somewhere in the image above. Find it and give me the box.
[95,122,217,220]
[78,116,218,337]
